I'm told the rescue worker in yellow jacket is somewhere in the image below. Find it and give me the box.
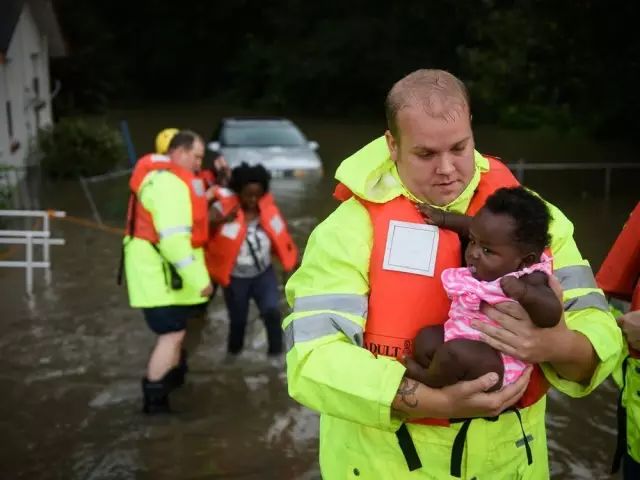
[616,309,640,478]
[597,202,640,478]
[284,69,622,479]
[124,130,213,413]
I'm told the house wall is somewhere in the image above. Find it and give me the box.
[1,3,52,169]
[0,63,9,165]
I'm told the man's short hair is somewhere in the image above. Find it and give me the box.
[167,130,202,152]
[385,69,470,137]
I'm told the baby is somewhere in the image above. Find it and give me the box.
[408,187,562,391]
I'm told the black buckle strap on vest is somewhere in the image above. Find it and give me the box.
[116,245,126,286]
[152,243,183,290]
[450,418,473,477]
[396,423,422,471]
[612,355,631,474]
[449,409,532,478]
[396,408,535,477]
[512,408,533,466]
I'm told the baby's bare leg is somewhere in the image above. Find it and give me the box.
[422,339,504,392]
[413,325,445,369]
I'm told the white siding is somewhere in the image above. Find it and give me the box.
[2,3,52,169]
[0,64,9,164]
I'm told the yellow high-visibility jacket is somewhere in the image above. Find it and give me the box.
[284,137,622,479]
[124,170,210,307]
[613,348,640,465]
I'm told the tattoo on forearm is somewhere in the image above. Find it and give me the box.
[397,377,419,408]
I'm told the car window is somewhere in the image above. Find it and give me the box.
[221,123,307,147]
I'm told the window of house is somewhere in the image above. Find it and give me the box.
[33,77,41,129]
[6,101,13,137]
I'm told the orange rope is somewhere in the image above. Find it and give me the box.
[0,212,124,261]
[47,210,124,236]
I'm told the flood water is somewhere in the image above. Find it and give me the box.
[0,104,638,479]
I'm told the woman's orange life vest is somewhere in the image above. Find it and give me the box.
[205,192,299,287]
[196,168,228,203]
[198,169,216,188]
[338,156,548,424]
[596,202,640,356]
[126,153,209,247]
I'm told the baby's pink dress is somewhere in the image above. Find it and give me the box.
[441,255,553,385]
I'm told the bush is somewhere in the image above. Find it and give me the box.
[0,185,9,209]
[37,118,125,178]
[496,104,575,131]
[0,166,13,209]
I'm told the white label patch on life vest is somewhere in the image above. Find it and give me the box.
[270,214,284,235]
[191,179,205,196]
[221,221,241,239]
[382,220,439,277]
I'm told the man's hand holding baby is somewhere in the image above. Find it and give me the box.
[473,275,598,383]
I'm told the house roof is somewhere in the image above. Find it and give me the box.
[0,0,66,57]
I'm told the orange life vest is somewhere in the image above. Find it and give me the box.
[339,156,548,424]
[596,202,640,357]
[196,168,229,204]
[198,169,217,188]
[205,192,299,286]
[126,153,209,247]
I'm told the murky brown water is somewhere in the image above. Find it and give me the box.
[1,107,638,479]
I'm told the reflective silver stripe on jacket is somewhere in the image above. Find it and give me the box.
[564,292,609,312]
[151,154,169,163]
[293,293,368,317]
[158,225,191,239]
[284,312,364,352]
[173,254,195,269]
[555,265,597,290]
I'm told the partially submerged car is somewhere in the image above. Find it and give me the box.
[207,117,323,179]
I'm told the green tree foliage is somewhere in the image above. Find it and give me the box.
[37,119,125,178]
[51,0,640,137]
[0,166,12,209]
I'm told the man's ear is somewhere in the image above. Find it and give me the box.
[385,130,398,164]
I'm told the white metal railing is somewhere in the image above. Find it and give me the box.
[507,161,640,198]
[0,209,66,294]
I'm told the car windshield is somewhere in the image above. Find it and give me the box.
[222,123,307,147]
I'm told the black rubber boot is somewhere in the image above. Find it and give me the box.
[141,377,171,414]
[179,348,188,377]
[164,364,185,390]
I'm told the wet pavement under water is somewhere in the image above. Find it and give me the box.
[1,114,638,479]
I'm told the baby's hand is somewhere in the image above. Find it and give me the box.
[417,203,445,226]
[500,276,528,302]
[501,272,548,302]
